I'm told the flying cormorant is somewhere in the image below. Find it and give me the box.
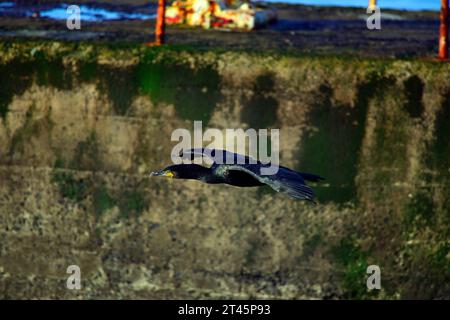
[150,148,324,202]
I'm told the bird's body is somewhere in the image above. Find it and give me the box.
[150,148,324,202]
[212,165,264,187]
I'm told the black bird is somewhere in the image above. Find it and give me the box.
[150,148,324,202]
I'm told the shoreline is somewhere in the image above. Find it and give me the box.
[0,2,443,58]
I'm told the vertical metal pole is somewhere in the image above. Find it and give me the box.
[439,0,449,60]
[33,0,41,18]
[155,0,166,45]
[369,0,377,10]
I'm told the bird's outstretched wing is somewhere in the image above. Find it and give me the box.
[181,148,321,202]
[179,148,258,165]
[221,164,317,202]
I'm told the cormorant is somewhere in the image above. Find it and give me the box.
[150,148,324,202]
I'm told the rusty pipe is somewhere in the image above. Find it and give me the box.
[155,0,166,45]
[439,0,449,60]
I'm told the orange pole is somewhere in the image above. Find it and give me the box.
[369,0,377,10]
[155,0,166,45]
[439,0,449,60]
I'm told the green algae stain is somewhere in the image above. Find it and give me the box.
[137,61,221,125]
[241,72,279,129]
[433,244,450,275]
[9,104,54,158]
[297,80,371,204]
[52,171,89,202]
[302,233,323,257]
[0,60,34,119]
[0,55,73,120]
[72,132,101,171]
[403,75,424,119]
[78,62,98,83]
[118,190,147,219]
[332,237,378,299]
[431,91,450,171]
[93,186,116,218]
[97,65,139,116]
[34,57,72,90]
[403,187,435,228]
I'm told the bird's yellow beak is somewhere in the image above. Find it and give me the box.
[165,171,174,178]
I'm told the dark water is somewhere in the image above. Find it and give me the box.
[0,1,156,21]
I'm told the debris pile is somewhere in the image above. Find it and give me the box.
[165,0,277,30]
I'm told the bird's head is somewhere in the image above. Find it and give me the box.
[149,165,179,178]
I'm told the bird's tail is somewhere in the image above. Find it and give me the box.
[300,172,325,182]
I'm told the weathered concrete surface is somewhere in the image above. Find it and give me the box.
[0,42,448,299]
